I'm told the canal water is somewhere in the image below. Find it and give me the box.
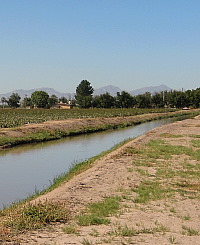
[0,117,186,209]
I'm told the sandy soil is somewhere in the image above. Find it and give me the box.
[2,115,200,244]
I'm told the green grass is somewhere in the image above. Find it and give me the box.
[156,168,176,179]
[133,181,169,203]
[81,238,94,245]
[182,214,191,221]
[175,180,200,193]
[128,138,200,163]
[89,229,100,237]
[152,223,170,233]
[77,214,110,226]
[116,223,170,237]
[136,168,148,176]
[160,133,183,138]
[125,137,199,200]
[189,135,200,138]
[193,149,200,160]
[117,225,137,237]
[62,225,79,234]
[88,196,121,217]
[145,140,192,160]
[178,170,200,179]
[77,196,121,226]
[169,207,176,213]
[183,161,198,170]
[192,139,200,148]
[168,236,177,244]
[182,225,199,236]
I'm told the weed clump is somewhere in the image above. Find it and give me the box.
[3,200,69,230]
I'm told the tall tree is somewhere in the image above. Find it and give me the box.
[7,93,21,108]
[31,91,49,108]
[92,92,115,108]
[116,91,135,108]
[192,88,200,108]
[75,80,94,108]
[48,94,58,107]
[136,92,151,108]
[1,97,7,108]
[151,92,164,108]
[22,96,32,108]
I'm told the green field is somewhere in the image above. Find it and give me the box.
[0,108,175,128]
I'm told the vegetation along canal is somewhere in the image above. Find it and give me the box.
[0,116,192,209]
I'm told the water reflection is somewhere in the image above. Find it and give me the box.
[0,116,190,209]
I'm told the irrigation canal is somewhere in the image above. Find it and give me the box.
[0,116,189,209]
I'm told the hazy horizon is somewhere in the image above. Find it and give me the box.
[1,84,197,97]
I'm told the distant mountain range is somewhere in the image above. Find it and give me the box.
[130,84,171,96]
[0,88,74,101]
[93,85,123,96]
[0,84,172,100]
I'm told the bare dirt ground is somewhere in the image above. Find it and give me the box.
[1,115,200,244]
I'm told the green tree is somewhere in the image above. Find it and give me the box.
[136,92,151,108]
[1,97,7,108]
[22,96,32,108]
[191,88,200,108]
[75,80,94,108]
[116,91,135,108]
[48,94,58,107]
[169,91,187,108]
[91,95,101,108]
[7,93,21,108]
[151,92,164,108]
[31,91,49,108]
[59,96,68,103]
[92,92,115,108]
[166,88,200,108]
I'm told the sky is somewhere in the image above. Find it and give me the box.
[0,0,200,94]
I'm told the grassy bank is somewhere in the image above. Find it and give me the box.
[0,138,131,242]
[0,109,199,149]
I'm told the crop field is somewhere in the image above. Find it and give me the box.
[0,108,175,128]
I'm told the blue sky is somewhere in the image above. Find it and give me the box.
[0,0,199,93]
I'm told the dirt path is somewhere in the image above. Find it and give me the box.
[2,115,200,244]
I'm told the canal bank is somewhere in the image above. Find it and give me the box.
[0,116,189,210]
[1,115,200,244]
[0,110,199,149]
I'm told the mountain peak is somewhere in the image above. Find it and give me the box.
[130,84,171,95]
[94,85,122,96]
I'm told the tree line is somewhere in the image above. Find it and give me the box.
[0,91,65,109]
[1,80,200,109]
[75,80,200,109]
